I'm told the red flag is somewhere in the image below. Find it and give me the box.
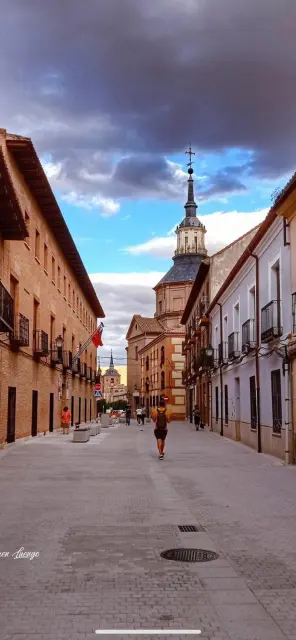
[92,327,103,348]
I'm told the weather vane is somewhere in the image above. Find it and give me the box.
[185,144,195,170]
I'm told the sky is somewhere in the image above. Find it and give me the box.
[1,0,296,365]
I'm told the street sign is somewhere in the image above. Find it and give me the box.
[94,390,102,398]
[95,383,101,391]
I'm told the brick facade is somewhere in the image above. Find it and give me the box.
[0,130,104,445]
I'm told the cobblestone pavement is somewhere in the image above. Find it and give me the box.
[0,421,296,640]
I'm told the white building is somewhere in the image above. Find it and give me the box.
[209,207,292,462]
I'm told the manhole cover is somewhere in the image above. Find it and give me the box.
[178,525,202,532]
[161,548,219,562]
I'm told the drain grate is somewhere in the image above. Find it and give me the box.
[178,525,201,532]
[161,548,219,563]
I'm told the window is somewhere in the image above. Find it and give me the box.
[160,345,165,366]
[215,386,219,422]
[161,371,165,390]
[234,302,239,332]
[135,346,138,361]
[24,212,30,245]
[224,385,228,424]
[194,236,198,252]
[250,376,257,429]
[249,286,255,319]
[68,282,71,303]
[57,265,61,290]
[146,356,149,371]
[44,244,48,272]
[63,275,67,297]
[51,256,56,283]
[159,300,162,315]
[185,236,188,251]
[271,369,282,434]
[35,230,40,260]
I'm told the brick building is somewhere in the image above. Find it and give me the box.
[0,129,104,445]
[126,149,208,420]
[102,351,121,403]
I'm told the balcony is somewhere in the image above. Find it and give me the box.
[261,300,282,343]
[0,281,14,333]
[34,330,49,357]
[218,341,228,364]
[199,348,214,370]
[72,358,80,375]
[86,366,92,381]
[228,332,240,360]
[212,348,219,369]
[51,342,63,366]
[62,350,73,371]
[242,319,256,353]
[10,313,29,348]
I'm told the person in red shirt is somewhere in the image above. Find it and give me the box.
[61,406,71,435]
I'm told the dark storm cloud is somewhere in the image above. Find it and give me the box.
[1,0,295,200]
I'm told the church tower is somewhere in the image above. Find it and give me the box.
[154,147,208,329]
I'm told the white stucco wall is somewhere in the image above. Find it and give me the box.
[210,217,292,460]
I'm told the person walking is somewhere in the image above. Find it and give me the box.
[140,405,146,425]
[136,407,142,425]
[194,405,200,431]
[126,404,131,426]
[152,397,171,459]
[61,406,71,435]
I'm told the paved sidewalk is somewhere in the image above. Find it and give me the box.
[0,421,296,640]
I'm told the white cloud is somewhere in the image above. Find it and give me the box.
[125,237,175,258]
[89,271,165,363]
[90,272,164,287]
[125,208,268,258]
[42,160,63,179]
[61,191,120,217]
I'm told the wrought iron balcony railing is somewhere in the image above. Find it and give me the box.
[228,332,240,360]
[62,350,73,371]
[218,341,228,364]
[261,300,282,342]
[51,342,63,365]
[34,330,49,357]
[72,358,80,375]
[10,313,29,347]
[0,281,14,333]
[242,319,256,353]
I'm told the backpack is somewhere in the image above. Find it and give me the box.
[156,408,167,430]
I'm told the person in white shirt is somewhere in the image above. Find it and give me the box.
[136,407,142,424]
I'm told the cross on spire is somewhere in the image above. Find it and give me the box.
[185,144,195,170]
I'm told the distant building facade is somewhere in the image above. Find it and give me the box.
[102,351,122,403]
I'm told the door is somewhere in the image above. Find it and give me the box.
[89,398,92,421]
[49,393,54,432]
[235,377,241,441]
[78,397,81,424]
[31,390,38,437]
[7,387,16,443]
[84,398,87,422]
[71,395,74,426]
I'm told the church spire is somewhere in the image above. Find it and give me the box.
[110,350,114,369]
[184,144,197,218]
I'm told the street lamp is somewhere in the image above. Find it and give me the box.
[206,344,214,358]
[56,335,64,349]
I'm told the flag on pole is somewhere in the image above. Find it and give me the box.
[92,326,103,348]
